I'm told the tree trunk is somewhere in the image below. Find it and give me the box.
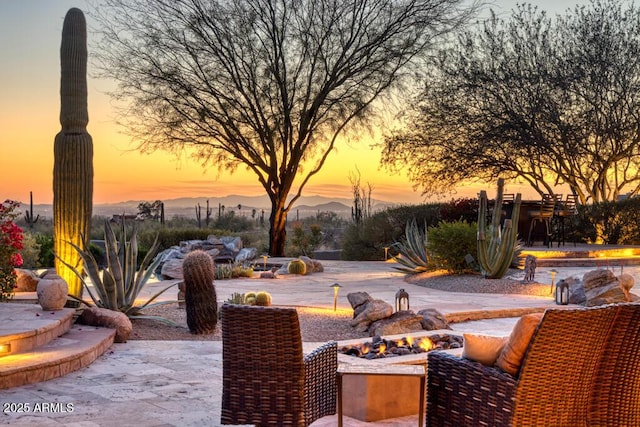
[268,197,288,256]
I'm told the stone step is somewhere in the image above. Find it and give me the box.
[0,304,75,356]
[0,324,115,389]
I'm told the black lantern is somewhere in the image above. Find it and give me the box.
[395,288,410,312]
[555,279,569,305]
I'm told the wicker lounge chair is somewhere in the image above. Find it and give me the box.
[220,304,337,426]
[426,303,640,426]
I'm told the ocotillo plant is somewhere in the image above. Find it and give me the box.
[53,8,93,298]
[477,178,521,279]
[24,191,39,228]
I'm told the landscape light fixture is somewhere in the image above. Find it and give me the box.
[383,246,390,261]
[331,283,342,311]
[555,280,569,305]
[261,255,268,271]
[395,288,410,312]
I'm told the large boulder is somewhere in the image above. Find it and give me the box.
[583,269,629,306]
[78,307,133,343]
[347,292,373,319]
[14,269,40,292]
[161,258,185,280]
[298,256,324,273]
[417,308,450,330]
[350,299,393,332]
[368,311,423,336]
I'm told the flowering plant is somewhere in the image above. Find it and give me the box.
[0,200,24,301]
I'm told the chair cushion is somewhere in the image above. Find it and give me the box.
[461,333,508,366]
[495,312,544,376]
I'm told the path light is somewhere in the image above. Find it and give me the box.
[261,255,268,271]
[383,246,390,261]
[331,283,342,311]
[555,279,569,305]
[549,269,558,294]
[395,288,410,312]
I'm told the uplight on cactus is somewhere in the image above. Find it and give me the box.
[53,8,93,299]
[477,178,521,279]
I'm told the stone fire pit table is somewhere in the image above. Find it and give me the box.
[336,330,463,423]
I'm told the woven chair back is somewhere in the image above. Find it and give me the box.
[513,305,618,426]
[221,304,306,426]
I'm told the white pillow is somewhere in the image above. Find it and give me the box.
[462,333,508,366]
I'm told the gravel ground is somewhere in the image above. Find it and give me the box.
[406,268,551,296]
[131,269,548,341]
[131,305,369,342]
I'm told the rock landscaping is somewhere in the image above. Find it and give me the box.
[347,291,450,336]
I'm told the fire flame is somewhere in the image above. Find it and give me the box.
[417,338,433,352]
[378,343,387,354]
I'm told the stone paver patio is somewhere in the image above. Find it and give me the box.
[2,258,639,426]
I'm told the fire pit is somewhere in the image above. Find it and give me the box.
[339,333,463,360]
[337,330,464,422]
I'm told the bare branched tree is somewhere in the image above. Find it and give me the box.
[90,0,480,255]
[382,0,640,205]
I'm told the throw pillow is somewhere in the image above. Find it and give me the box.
[461,333,508,366]
[495,312,544,376]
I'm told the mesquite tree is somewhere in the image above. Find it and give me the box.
[90,0,480,256]
[53,8,94,298]
[382,0,640,205]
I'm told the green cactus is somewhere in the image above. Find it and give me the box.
[53,8,93,299]
[477,178,522,279]
[24,191,39,228]
[254,291,272,306]
[226,292,245,305]
[287,259,307,275]
[243,291,257,305]
[182,250,218,334]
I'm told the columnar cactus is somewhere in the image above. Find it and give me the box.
[182,250,218,334]
[53,8,93,299]
[477,178,522,279]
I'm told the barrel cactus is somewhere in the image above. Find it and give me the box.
[254,291,272,306]
[243,291,257,305]
[182,250,218,334]
[287,259,307,275]
[477,178,522,279]
[53,8,93,299]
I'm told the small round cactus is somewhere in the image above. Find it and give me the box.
[243,291,257,305]
[182,250,218,334]
[287,259,307,275]
[254,291,272,306]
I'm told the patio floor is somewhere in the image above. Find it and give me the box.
[2,253,639,426]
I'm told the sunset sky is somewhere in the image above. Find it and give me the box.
[0,0,592,206]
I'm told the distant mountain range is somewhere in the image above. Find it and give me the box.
[28,194,397,219]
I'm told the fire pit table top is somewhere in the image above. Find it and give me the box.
[337,329,463,366]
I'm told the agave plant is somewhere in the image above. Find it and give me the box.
[392,218,431,274]
[58,218,177,323]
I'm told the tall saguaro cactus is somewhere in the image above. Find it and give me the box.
[53,8,93,298]
[477,178,521,279]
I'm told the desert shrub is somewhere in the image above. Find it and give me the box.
[287,222,322,256]
[575,197,640,244]
[427,220,478,273]
[341,202,476,261]
[19,232,41,269]
[439,198,479,223]
[35,233,54,267]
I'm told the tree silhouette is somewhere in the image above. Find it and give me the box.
[91,0,479,255]
[383,0,640,204]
